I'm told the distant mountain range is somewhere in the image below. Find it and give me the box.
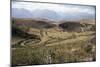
[12,7,95,21]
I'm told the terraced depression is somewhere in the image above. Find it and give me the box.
[12,18,96,66]
[11,1,96,66]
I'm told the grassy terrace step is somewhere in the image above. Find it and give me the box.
[12,38,40,48]
[46,35,91,47]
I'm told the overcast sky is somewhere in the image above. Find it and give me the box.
[12,1,96,21]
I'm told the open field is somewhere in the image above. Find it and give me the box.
[11,18,96,66]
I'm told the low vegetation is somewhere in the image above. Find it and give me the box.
[11,18,96,66]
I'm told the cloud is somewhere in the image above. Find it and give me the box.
[12,1,95,20]
[12,1,95,13]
